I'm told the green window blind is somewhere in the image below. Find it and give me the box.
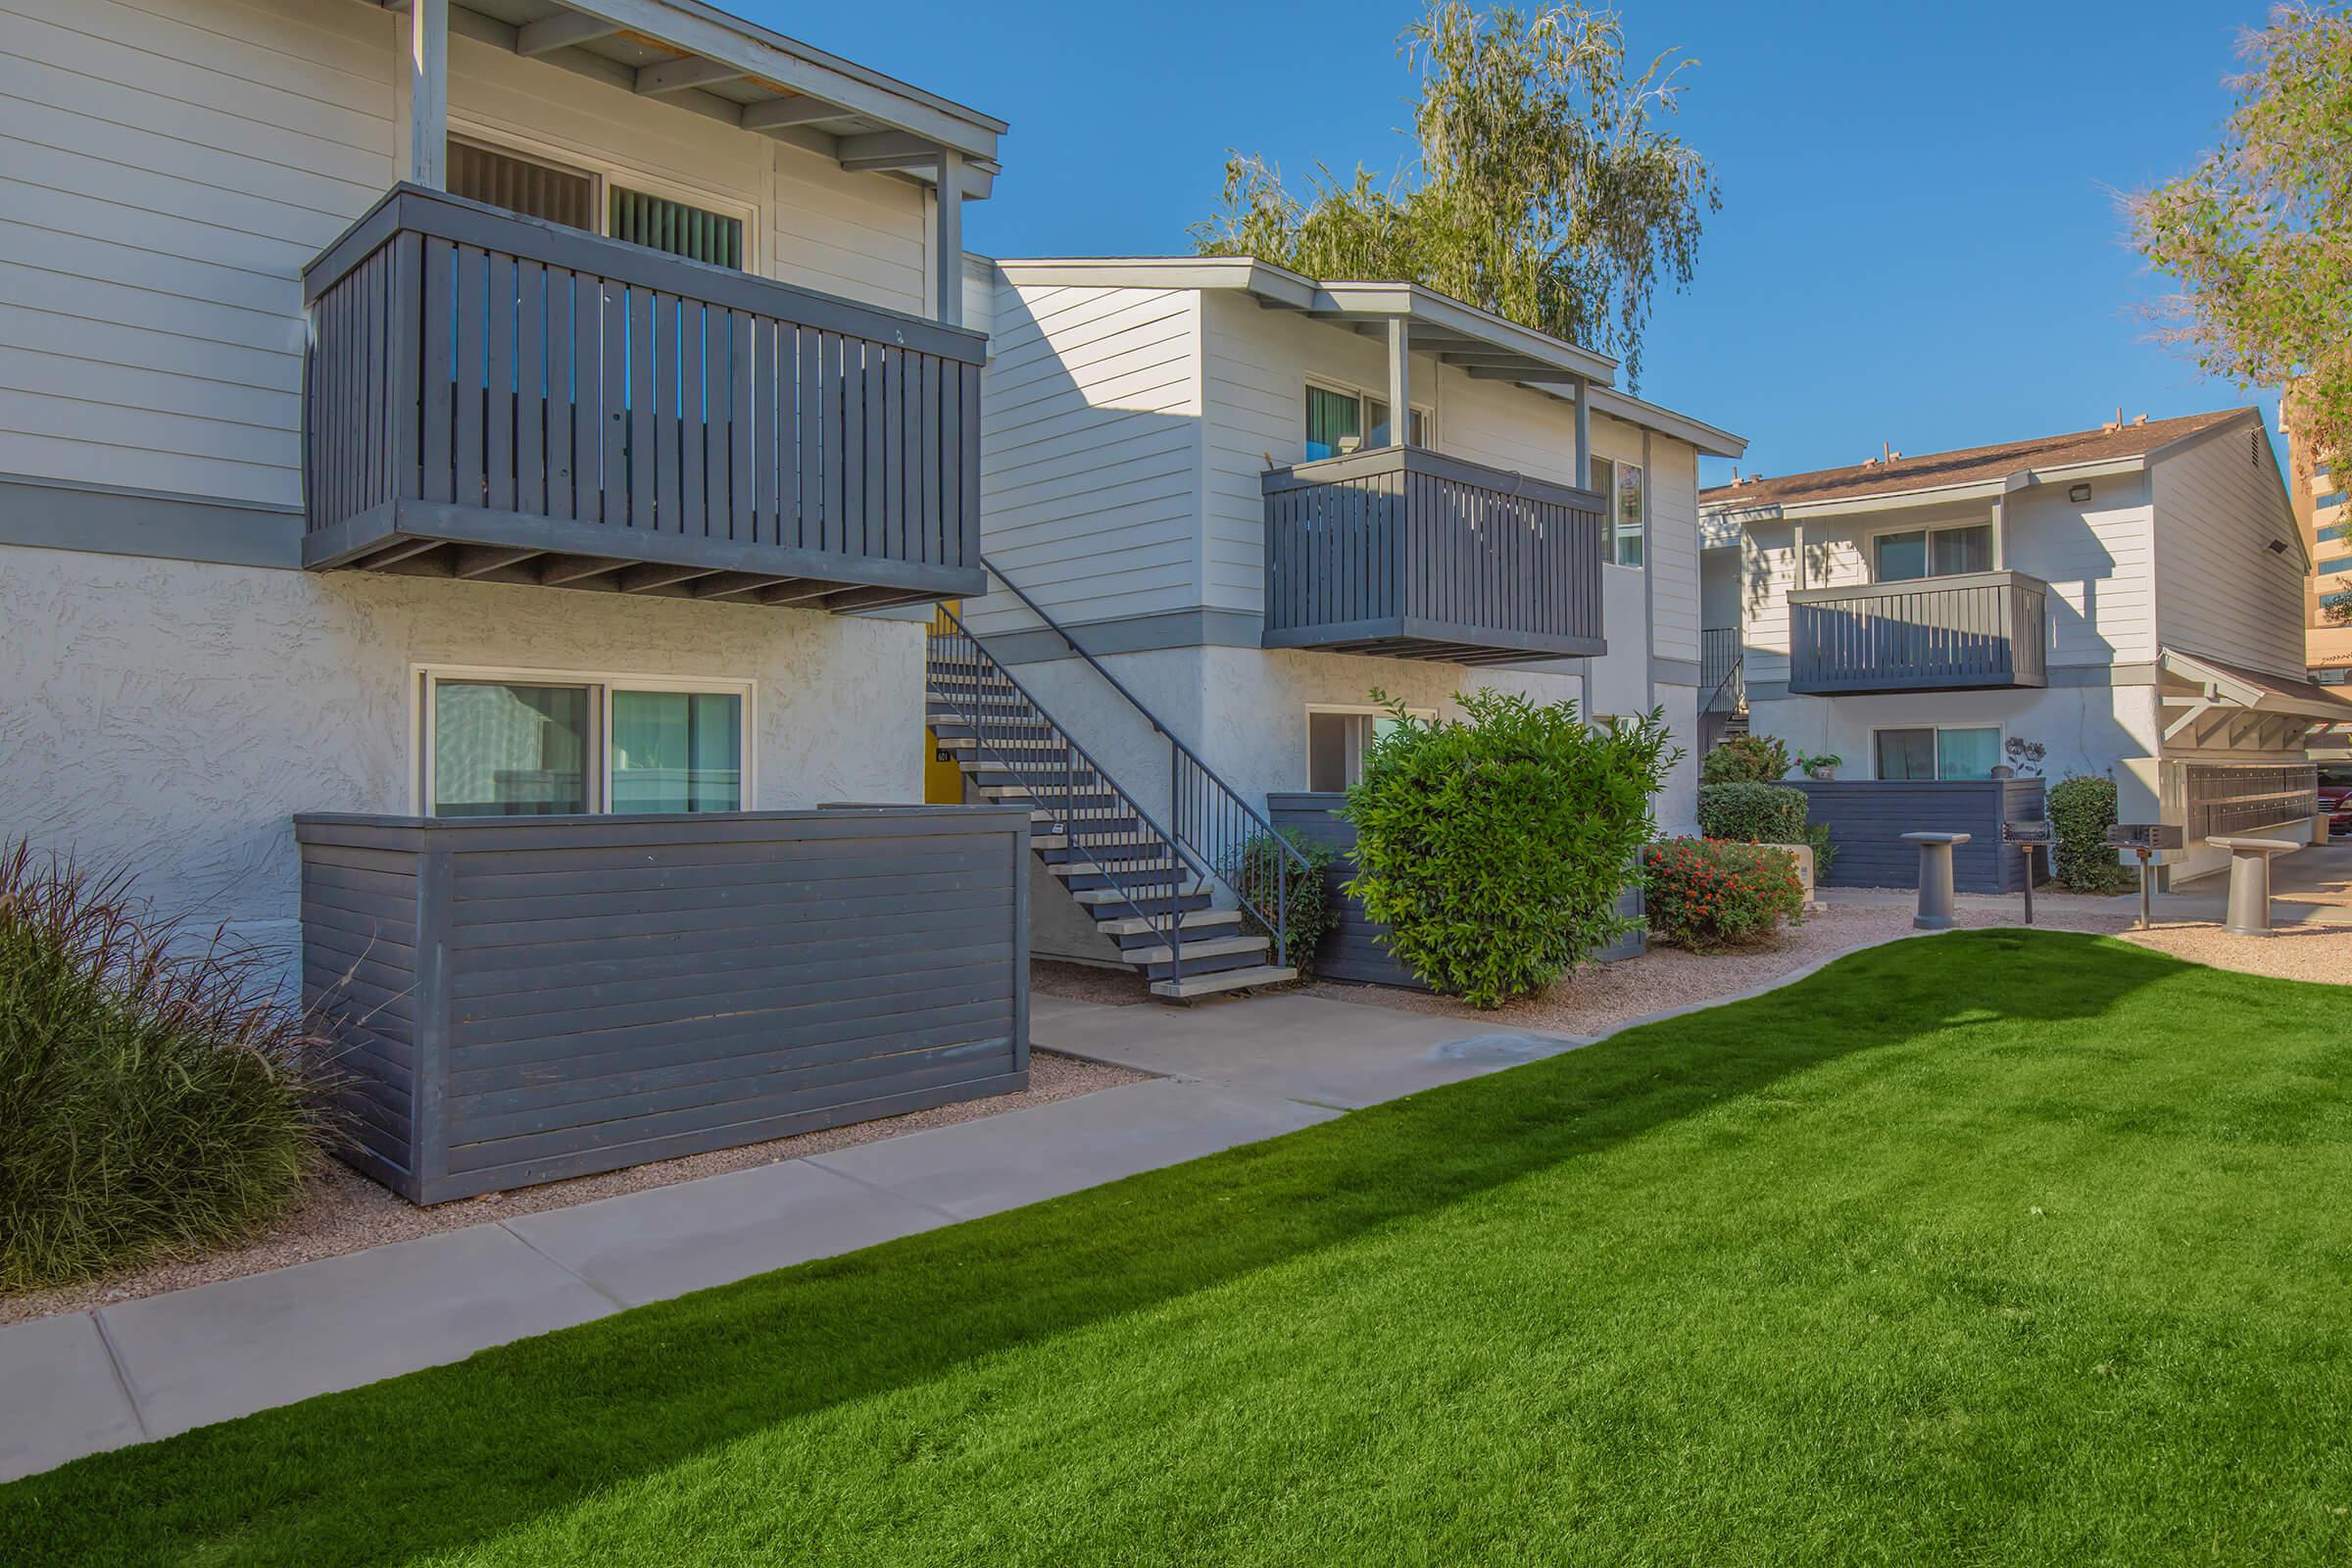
[609,187,743,270]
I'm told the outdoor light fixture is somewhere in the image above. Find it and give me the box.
[2269,538,2291,554]
[2069,482,2092,502]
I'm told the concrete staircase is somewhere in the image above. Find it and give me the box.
[925,641,1298,1003]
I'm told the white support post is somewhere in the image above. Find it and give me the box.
[1386,318,1410,448]
[1572,372,1592,489]
[933,151,963,328]
[410,0,448,190]
[1792,521,1807,592]
[1990,495,2007,570]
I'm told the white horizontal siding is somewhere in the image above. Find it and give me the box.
[2151,421,2306,678]
[972,278,1202,631]
[0,0,931,510]
[1736,478,2157,682]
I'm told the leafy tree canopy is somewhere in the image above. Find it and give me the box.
[2132,4,2352,474]
[1190,2,1718,386]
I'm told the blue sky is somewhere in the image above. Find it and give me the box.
[753,0,2273,483]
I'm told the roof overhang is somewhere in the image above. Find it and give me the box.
[393,0,1004,194]
[1702,410,2270,527]
[2160,647,2352,751]
[994,257,1618,387]
[1580,386,1745,459]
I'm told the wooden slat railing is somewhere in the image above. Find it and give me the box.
[1788,570,2049,694]
[301,183,986,606]
[1260,446,1607,664]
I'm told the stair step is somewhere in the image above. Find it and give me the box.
[979,785,1116,807]
[934,734,1064,751]
[1096,907,1242,938]
[1053,863,1183,890]
[1030,812,1142,836]
[1151,964,1299,1002]
[1040,839,1170,863]
[1074,888,1212,913]
[1121,934,1269,967]
[1142,944,1280,981]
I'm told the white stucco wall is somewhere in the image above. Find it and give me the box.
[0,543,923,986]
[1743,683,2159,787]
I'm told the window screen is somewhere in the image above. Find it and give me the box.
[448,139,596,231]
[1306,386,1363,461]
[1874,530,1929,582]
[610,187,744,269]
[1932,524,1992,575]
[1875,728,1936,781]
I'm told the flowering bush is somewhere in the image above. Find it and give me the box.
[1642,837,1806,953]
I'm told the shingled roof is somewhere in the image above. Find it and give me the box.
[1701,408,2254,512]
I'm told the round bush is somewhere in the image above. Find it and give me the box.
[1225,827,1339,973]
[1700,735,1793,785]
[1696,781,1809,845]
[2048,774,2135,893]
[1343,691,1675,1009]
[0,843,324,1289]
[1642,838,1807,952]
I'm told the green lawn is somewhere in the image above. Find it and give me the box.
[5,930,2351,1565]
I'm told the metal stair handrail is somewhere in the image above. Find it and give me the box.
[929,605,1202,971]
[973,557,1306,956]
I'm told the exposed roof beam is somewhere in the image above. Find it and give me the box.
[635,55,748,95]
[836,129,948,172]
[739,94,843,130]
[514,9,620,55]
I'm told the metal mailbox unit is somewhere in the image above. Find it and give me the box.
[298,806,1030,1204]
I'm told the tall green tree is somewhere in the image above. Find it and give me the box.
[2132,3,2352,473]
[1190,2,1717,385]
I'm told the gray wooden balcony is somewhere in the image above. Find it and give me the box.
[1788,569,2050,695]
[300,184,986,612]
[1260,448,1607,665]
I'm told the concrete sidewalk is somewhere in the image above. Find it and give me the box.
[0,992,1579,1484]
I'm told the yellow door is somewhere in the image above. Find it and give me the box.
[923,601,965,804]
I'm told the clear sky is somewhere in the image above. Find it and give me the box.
[745,0,2275,484]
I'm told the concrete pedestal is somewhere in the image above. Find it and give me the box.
[1901,831,1972,930]
[2209,835,2300,937]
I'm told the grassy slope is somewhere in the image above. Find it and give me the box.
[4,931,2350,1565]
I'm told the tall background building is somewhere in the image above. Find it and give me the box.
[2284,390,2352,684]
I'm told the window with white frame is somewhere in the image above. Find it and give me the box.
[447,134,750,270]
[1874,522,1992,582]
[1304,381,1432,461]
[419,668,752,817]
[1306,704,1435,791]
[1874,724,1999,781]
[1586,458,1644,568]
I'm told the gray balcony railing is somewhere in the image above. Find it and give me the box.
[1788,569,2049,695]
[301,184,986,611]
[1260,447,1607,664]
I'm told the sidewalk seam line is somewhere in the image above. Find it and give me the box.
[798,1156,966,1222]
[88,1310,151,1441]
[496,1223,631,1313]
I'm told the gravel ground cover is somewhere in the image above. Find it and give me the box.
[0,1050,1146,1328]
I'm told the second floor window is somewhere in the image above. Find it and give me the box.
[449,136,745,270]
[1875,523,1991,582]
[1305,383,1429,460]
[1588,459,1646,569]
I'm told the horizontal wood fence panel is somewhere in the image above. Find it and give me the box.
[1790,779,2046,894]
[302,184,984,609]
[297,807,1030,1203]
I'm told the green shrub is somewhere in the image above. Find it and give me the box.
[0,843,325,1289]
[1642,838,1807,952]
[1700,734,1793,785]
[1802,820,1839,878]
[1696,781,1808,845]
[1225,827,1338,973]
[1343,691,1675,1009]
[2047,774,2135,894]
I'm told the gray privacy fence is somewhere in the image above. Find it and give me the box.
[1266,793,1642,990]
[1789,779,2046,893]
[297,806,1029,1204]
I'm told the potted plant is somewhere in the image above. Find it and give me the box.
[1797,752,1841,781]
